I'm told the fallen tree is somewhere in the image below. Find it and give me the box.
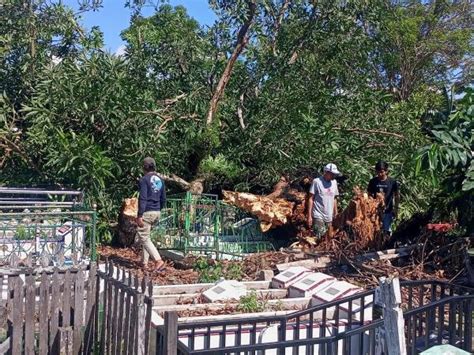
[223,178,386,253]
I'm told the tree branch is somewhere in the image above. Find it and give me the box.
[157,93,187,106]
[0,137,41,172]
[237,92,246,130]
[206,0,257,125]
[155,173,190,191]
[272,0,291,55]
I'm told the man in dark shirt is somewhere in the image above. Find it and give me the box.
[367,161,400,235]
[136,157,166,269]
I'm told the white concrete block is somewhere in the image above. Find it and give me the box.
[202,279,247,303]
[271,267,311,289]
[288,272,335,298]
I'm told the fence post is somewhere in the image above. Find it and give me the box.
[59,326,73,354]
[164,311,178,355]
[378,276,407,355]
[136,294,146,355]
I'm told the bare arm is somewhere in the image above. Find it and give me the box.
[307,194,314,227]
[333,197,338,217]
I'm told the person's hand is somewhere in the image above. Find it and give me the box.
[307,216,313,229]
[136,217,144,227]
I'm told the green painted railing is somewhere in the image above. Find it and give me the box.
[153,192,274,259]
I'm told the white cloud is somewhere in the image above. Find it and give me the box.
[114,45,127,57]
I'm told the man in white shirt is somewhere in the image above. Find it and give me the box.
[307,163,341,238]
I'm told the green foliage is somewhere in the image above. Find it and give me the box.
[237,292,265,313]
[194,258,223,283]
[0,0,472,243]
[194,258,244,283]
[416,89,473,231]
[224,261,244,280]
[15,225,30,240]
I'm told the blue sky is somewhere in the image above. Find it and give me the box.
[63,0,216,54]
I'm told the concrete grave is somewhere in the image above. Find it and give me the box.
[271,266,311,289]
[288,272,335,298]
[311,280,373,322]
[202,279,247,303]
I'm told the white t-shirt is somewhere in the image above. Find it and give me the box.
[310,176,339,222]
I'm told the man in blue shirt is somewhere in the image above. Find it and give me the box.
[136,157,166,269]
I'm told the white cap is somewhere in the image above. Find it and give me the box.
[324,163,341,176]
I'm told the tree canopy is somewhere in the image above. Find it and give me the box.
[1,0,472,241]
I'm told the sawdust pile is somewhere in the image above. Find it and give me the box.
[317,188,386,253]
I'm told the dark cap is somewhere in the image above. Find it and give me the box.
[143,157,156,170]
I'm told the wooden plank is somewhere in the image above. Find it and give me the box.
[99,269,109,354]
[105,264,114,354]
[136,294,146,355]
[63,270,72,327]
[127,291,137,355]
[276,257,335,271]
[11,276,24,355]
[9,254,19,267]
[378,276,407,355]
[163,311,178,355]
[50,270,61,353]
[144,277,153,355]
[59,326,73,354]
[93,265,100,355]
[24,274,36,355]
[355,246,418,263]
[83,263,97,354]
[132,276,140,353]
[0,337,11,355]
[122,283,131,355]
[39,272,50,354]
[115,269,126,355]
[110,273,119,355]
[73,269,84,355]
[7,275,14,327]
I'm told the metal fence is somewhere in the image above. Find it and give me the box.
[154,192,274,259]
[156,280,474,355]
[0,188,97,266]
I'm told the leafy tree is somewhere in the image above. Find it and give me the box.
[0,0,472,242]
[416,88,473,231]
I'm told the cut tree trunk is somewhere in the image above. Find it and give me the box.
[117,198,138,247]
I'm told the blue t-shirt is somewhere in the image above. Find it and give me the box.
[138,173,166,217]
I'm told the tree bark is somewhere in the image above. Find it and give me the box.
[206,0,257,125]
